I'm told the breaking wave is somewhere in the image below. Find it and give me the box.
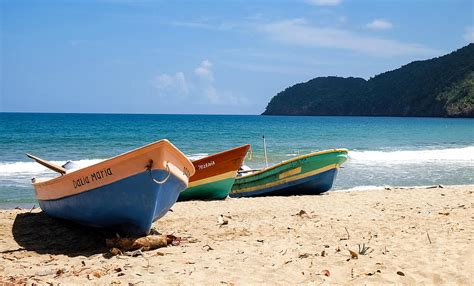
[0,152,209,177]
[349,146,474,164]
[0,159,103,176]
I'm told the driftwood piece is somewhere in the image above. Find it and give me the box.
[106,235,176,251]
[349,250,358,259]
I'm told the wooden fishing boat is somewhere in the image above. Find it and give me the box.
[28,140,195,236]
[229,149,348,198]
[178,144,250,201]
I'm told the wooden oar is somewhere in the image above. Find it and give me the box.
[26,153,67,175]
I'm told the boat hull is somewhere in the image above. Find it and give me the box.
[230,168,338,197]
[32,140,195,236]
[179,177,236,201]
[179,145,250,201]
[39,169,185,236]
[230,149,347,198]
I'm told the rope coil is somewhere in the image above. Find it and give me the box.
[146,159,171,185]
[247,145,253,160]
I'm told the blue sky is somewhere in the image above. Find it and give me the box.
[1,0,473,114]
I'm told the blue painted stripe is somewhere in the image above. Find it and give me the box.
[39,169,186,236]
[230,168,338,198]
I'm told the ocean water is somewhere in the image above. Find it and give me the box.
[1,113,473,207]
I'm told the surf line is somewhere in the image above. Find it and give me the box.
[72,168,113,189]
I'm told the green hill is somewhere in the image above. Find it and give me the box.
[262,44,474,117]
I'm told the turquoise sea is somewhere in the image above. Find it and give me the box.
[1,113,473,208]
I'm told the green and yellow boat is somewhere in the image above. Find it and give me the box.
[178,144,250,201]
[230,149,348,198]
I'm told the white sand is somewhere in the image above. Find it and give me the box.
[0,185,473,285]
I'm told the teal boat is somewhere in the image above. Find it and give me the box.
[230,149,348,197]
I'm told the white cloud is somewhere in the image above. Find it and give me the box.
[152,60,249,106]
[152,72,189,96]
[464,26,474,43]
[172,21,211,29]
[204,86,219,103]
[259,19,436,57]
[306,0,341,6]
[194,60,214,81]
[171,20,236,31]
[194,60,220,102]
[366,19,393,30]
[194,60,228,104]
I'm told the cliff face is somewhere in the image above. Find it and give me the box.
[262,44,474,117]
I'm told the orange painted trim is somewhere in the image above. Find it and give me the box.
[33,140,195,201]
[190,144,250,182]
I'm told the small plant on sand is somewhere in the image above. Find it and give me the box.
[358,243,374,255]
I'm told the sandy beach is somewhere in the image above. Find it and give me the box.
[0,185,472,285]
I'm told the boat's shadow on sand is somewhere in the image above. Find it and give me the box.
[12,212,111,257]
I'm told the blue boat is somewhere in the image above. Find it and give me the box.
[28,140,195,236]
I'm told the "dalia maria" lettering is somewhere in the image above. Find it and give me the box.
[72,168,113,189]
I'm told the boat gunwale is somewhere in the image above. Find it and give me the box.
[189,144,250,182]
[191,144,250,164]
[32,139,195,187]
[235,148,348,181]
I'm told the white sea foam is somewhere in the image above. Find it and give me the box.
[349,146,474,164]
[334,184,463,193]
[187,153,209,161]
[1,147,472,178]
[0,159,103,176]
[286,153,300,156]
[334,186,386,192]
[0,153,210,177]
[0,151,210,176]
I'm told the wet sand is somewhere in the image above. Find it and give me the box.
[0,185,472,285]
